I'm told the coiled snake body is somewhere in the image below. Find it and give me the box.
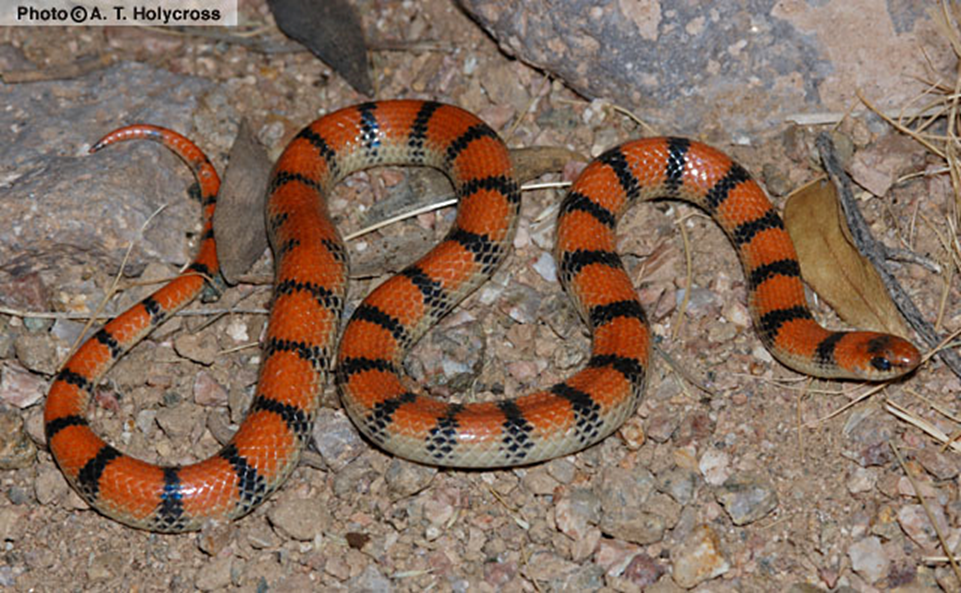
[44,100,920,531]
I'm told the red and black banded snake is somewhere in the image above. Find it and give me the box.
[44,100,921,531]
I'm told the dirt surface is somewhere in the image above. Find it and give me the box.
[0,1,959,591]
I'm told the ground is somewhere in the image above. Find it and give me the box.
[0,1,959,591]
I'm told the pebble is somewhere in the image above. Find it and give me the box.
[848,536,888,583]
[554,487,600,541]
[546,457,576,484]
[267,496,331,541]
[0,362,47,409]
[623,553,665,588]
[698,448,731,486]
[173,333,219,366]
[531,252,557,283]
[347,565,393,592]
[715,472,779,525]
[671,524,729,588]
[13,333,58,375]
[657,466,698,505]
[34,467,69,506]
[197,522,234,556]
[384,459,437,500]
[594,538,641,575]
[0,408,35,469]
[193,371,228,406]
[898,504,948,549]
[916,448,959,480]
[0,507,24,541]
[194,555,233,591]
[135,409,157,436]
[846,466,877,494]
[645,413,680,443]
[312,409,366,471]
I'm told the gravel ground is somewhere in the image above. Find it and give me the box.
[0,1,958,591]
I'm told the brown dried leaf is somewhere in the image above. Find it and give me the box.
[267,0,372,95]
[213,120,272,285]
[783,178,910,338]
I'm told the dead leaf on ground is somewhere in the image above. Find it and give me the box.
[213,120,272,284]
[783,177,911,338]
[267,0,372,95]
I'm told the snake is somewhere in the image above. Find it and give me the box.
[44,100,921,532]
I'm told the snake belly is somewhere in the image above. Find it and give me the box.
[45,101,920,531]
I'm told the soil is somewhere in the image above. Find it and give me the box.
[0,1,959,591]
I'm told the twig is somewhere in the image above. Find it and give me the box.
[816,134,961,379]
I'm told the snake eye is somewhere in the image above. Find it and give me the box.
[870,357,892,372]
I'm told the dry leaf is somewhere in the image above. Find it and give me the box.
[213,120,272,284]
[783,177,910,338]
[267,0,372,95]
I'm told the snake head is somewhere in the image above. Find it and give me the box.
[846,333,921,380]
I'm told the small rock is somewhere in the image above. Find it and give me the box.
[848,536,889,584]
[546,457,576,484]
[34,467,70,506]
[312,408,366,471]
[671,524,730,588]
[87,552,124,582]
[657,466,698,505]
[519,466,558,496]
[135,409,157,436]
[195,555,233,591]
[197,522,234,556]
[193,371,228,406]
[915,448,959,481]
[646,413,679,443]
[554,487,600,541]
[847,466,877,494]
[623,553,665,588]
[597,467,665,544]
[13,333,58,375]
[0,363,47,409]
[347,565,393,593]
[384,459,437,500]
[0,506,24,541]
[173,332,219,366]
[531,252,557,283]
[698,448,731,486]
[0,408,36,469]
[267,496,331,541]
[898,504,948,549]
[715,472,779,525]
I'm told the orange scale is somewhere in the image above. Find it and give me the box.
[343,369,408,408]
[387,397,452,437]
[103,307,151,344]
[257,351,319,408]
[97,456,165,522]
[276,246,346,289]
[750,273,808,317]
[566,366,631,409]
[556,210,617,253]
[738,227,796,270]
[571,265,637,308]
[622,138,671,185]
[47,425,104,478]
[427,105,480,149]
[367,101,422,142]
[569,164,629,214]
[678,142,735,195]
[455,189,512,238]
[417,241,477,289]
[62,339,111,378]
[715,184,771,229]
[44,381,87,420]
[230,412,297,480]
[591,317,650,359]
[514,391,576,433]
[339,318,400,361]
[770,318,829,359]
[452,136,513,180]
[177,457,241,519]
[364,276,427,327]
[269,286,337,337]
[308,113,363,154]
